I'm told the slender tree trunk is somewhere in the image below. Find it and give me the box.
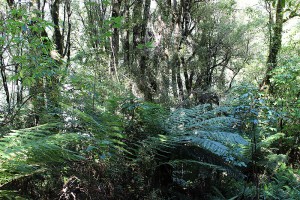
[175,54,184,101]
[15,64,23,106]
[132,0,154,101]
[0,55,10,113]
[261,0,284,93]
[110,0,121,77]
[123,0,130,69]
[48,0,64,121]
[51,0,64,55]
[171,59,178,99]
[63,0,72,64]
[161,59,170,103]
[182,56,194,96]
[30,78,46,126]
[132,1,142,48]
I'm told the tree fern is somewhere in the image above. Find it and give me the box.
[0,124,85,186]
[165,104,248,166]
[135,104,249,182]
[61,103,126,154]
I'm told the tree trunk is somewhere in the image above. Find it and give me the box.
[0,55,10,113]
[261,0,284,93]
[171,59,178,99]
[110,0,121,76]
[48,0,64,121]
[176,55,184,101]
[51,0,64,55]
[133,0,154,101]
[123,0,130,68]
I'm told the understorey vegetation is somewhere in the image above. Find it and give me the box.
[0,0,299,199]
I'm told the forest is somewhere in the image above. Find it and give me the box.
[0,0,299,199]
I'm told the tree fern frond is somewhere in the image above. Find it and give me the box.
[191,130,248,145]
[0,124,85,186]
[62,104,125,147]
[180,137,229,157]
[260,132,285,148]
[164,104,248,170]
[0,190,28,199]
[169,159,227,171]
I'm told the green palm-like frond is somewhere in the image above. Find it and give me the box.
[151,104,249,178]
[165,104,247,160]
[0,124,85,186]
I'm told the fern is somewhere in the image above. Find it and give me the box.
[0,101,128,198]
[135,104,248,181]
[132,104,248,183]
[0,190,28,199]
[0,124,85,186]
[165,104,247,163]
[62,103,127,154]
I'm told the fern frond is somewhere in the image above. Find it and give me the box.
[61,103,125,145]
[163,104,248,175]
[0,124,85,186]
[180,136,229,156]
[260,132,285,148]
[169,159,227,171]
[191,130,248,145]
[130,104,248,180]
[0,189,28,199]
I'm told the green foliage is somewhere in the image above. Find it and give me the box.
[1,0,300,199]
[165,105,247,166]
[0,124,84,186]
[62,104,126,155]
[2,8,58,87]
[229,84,284,157]
[0,97,127,198]
[121,97,168,139]
[154,104,248,186]
[269,55,300,166]
[130,103,249,198]
[271,56,300,99]
[225,83,297,198]
[0,190,28,200]
[262,164,300,200]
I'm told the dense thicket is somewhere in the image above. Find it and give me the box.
[0,0,299,199]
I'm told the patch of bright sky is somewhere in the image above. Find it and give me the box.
[236,0,260,9]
